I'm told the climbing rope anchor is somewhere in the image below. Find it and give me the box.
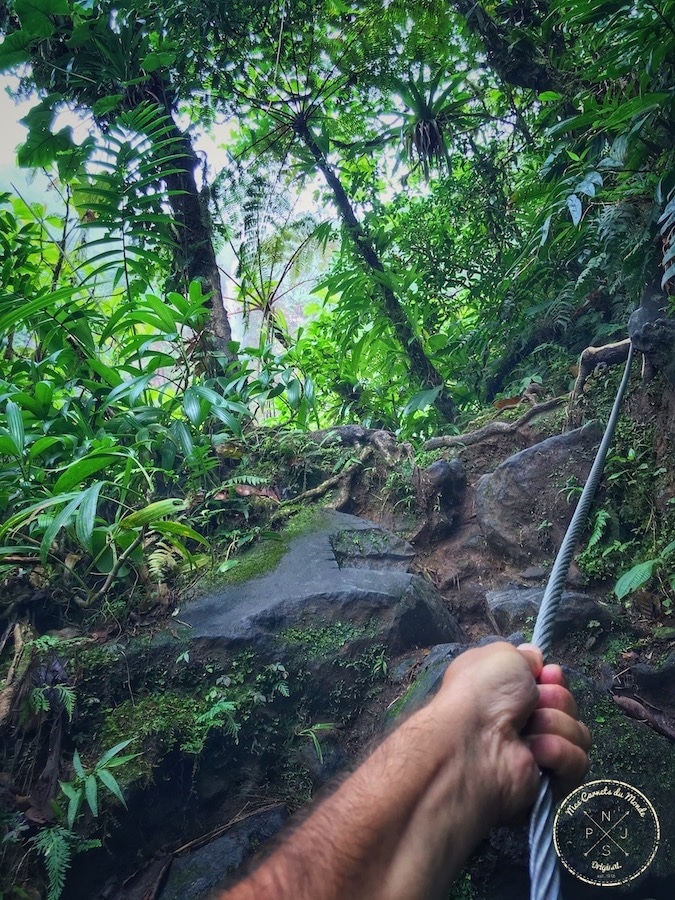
[528,343,634,900]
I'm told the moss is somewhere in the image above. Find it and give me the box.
[447,871,477,900]
[570,674,675,796]
[94,692,200,783]
[281,621,377,659]
[213,506,322,586]
[385,678,420,721]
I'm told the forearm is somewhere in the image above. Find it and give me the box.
[219,696,492,900]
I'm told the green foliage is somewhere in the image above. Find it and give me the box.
[100,658,291,764]
[58,740,137,829]
[32,826,72,900]
[1,3,675,893]
[29,684,76,722]
[614,540,675,602]
[296,722,334,765]
[32,825,100,900]
[281,621,376,659]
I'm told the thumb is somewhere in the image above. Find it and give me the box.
[517,643,544,680]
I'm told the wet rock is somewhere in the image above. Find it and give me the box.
[410,457,466,542]
[519,566,548,581]
[485,586,614,639]
[475,423,603,564]
[330,527,414,570]
[183,511,464,660]
[159,806,288,900]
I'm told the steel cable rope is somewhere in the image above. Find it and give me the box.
[528,342,635,900]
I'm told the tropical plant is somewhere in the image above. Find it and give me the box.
[58,740,137,830]
[614,540,675,603]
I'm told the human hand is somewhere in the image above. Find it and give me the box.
[432,642,590,826]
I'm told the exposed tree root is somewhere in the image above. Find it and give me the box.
[566,338,631,428]
[422,396,565,450]
[0,622,31,727]
[284,446,374,506]
[307,425,407,465]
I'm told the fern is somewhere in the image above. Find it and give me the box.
[614,560,655,600]
[72,102,181,294]
[28,684,76,721]
[33,826,102,900]
[33,826,71,900]
[147,541,180,580]
[587,509,611,551]
[221,474,269,488]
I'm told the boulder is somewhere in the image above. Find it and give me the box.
[475,423,603,564]
[183,510,464,660]
[485,586,614,640]
[386,634,525,723]
[159,806,288,900]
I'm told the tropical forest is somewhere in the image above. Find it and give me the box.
[0,0,675,897]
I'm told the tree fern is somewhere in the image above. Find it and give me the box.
[72,102,182,295]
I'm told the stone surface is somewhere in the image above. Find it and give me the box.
[485,585,614,639]
[628,281,675,387]
[330,526,414,570]
[410,457,466,542]
[475,423,604,564]
[183,510,463,658]
[159,806,288,900]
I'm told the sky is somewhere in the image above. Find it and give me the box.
[0,80,37,197]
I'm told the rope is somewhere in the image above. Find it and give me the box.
[528,342,634,900]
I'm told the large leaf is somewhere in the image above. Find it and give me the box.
[118,499,187,530]
[5,401,25,455]
[40,494,84,564]
[75,482,104,553]
[614,560,655,600]
[402,385,442,416]
[567,194,583,226]
[53,455,118,493]
[15,0,69,37]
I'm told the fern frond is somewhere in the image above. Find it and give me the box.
[33,826,72,900]
[147,541,179,580]
[221,474,269,487]
[587,509,611,550]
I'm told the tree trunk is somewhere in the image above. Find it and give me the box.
[451,0,577,95]
[295,119,456,423]
[156,93,235,361]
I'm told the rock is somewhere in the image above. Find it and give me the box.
[564,672,675,885]
[628,280,675,386]
[475,423,604,564]
[485,586,614,639]
[410,457,466,542]
[330,527,414,570]
[183,511,464,660]
[159,806,288,900]
[519,566,548,581]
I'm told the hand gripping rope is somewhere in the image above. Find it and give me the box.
[528,342,635,900]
